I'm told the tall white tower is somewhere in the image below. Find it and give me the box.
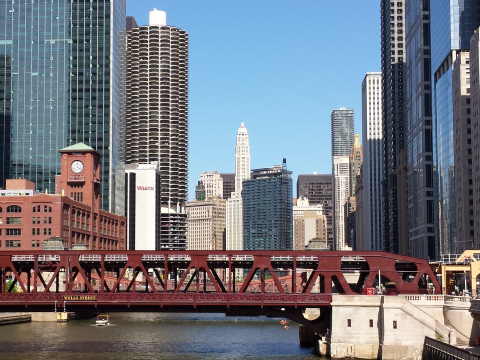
[226,123,251,250]
[333,156,351,250]
[234,123,251,193]
[361,72,383,251]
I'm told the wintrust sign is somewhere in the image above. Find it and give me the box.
[137,186,154,191]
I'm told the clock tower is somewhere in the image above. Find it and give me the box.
[55,143,102,209]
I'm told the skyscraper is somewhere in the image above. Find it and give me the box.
[199,171,223,199]
[186,197,226,250]
[453,51,474,253]
[331,108,354,157]
[405,0,436,259]
[125,163,161,250]
[125,9,189,250]
[220,173,235,200]
[296,174,333,248]
[471,28,480,250]
[243,162,293,250]
[235,123,251,192]
[331,108,353,251]
[226,123,251,250]
[0,0,126,213]
[431,0,480,255]
[361,72,383,251]
[381,0,408,255]
[333,156,351,250]
[350,134,363,197]
[293,197,328,250]
[346,135,362,249]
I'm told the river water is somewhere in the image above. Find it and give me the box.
[0,313,320,359]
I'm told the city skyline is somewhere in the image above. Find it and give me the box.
[127,1,381,198]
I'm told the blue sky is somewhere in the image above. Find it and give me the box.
[127,1,381,198]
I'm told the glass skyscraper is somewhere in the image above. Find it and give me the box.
[0,0,126,212]
[331,108,354,157]
[381,0,408,256]
[431,0,480,255]
[405,0,437,260]
[243,162,293,250]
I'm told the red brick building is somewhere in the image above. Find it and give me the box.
[0,143,126,250]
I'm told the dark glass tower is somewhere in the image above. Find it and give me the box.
[296,174,334,248]
[381,0,408,255]
[243,162,293,250]
[405,0,437,259]
[0,0,126,213]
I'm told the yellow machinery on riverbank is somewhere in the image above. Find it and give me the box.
[432,250,480,296]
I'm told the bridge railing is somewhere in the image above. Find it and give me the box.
[423,336,480,360]
[470,299,480,314]
[402,295,472,307]
[402,295,445,303]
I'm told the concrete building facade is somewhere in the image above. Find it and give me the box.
[453,51,474,253]
[350,134,363,197]
[333,156,351,250]
[354,170,365,250]
[226,123,251,250]
[296,174,333,248]
[243,163,293,250]
[186,197,226,250]
[125,10,189,249]
[293,197,327,250]
[199,172,223,199]
[362,72,384,251]
[124,163,160,250]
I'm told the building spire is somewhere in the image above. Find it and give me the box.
[235,123,251,193]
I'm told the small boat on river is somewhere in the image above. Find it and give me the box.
[95,314,110,326]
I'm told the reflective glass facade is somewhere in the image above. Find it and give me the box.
[431,0,480,254]
[405,0,437,259]
[243,166,293,250]
[435,69,456,254]
[0,0,126,212]
[331,108,354,157]
[0,0,71,193]
[431,0,479,72]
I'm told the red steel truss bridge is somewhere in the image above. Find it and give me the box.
[0,250,440,314]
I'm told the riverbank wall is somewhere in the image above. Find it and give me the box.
[328,295,466,359]
[0,313,31,325]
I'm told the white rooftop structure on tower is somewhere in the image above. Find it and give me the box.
[149,9,167,26]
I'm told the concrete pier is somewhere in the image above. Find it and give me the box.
[327,295,466,359]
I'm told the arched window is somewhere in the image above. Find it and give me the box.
[7,205,22,213]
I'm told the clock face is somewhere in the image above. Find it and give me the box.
[71,161,84,174]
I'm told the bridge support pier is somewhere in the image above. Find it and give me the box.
[299,325,316,348]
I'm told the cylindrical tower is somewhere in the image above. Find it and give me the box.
[125,11,189,250]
